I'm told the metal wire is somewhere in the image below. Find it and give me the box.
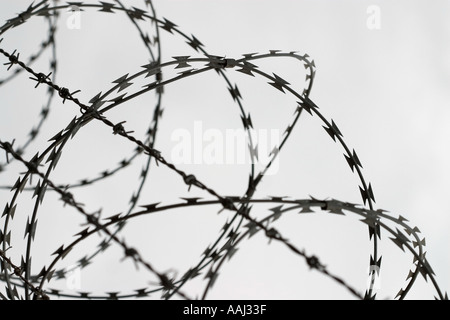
[0,0,446,300]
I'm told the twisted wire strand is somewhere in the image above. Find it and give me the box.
[0,0,446,300]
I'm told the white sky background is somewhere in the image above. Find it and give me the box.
[0,0,449,300]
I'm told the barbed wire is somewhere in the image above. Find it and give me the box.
[0,0,447,300]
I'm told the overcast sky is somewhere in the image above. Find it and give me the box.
[0,0,448,300]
